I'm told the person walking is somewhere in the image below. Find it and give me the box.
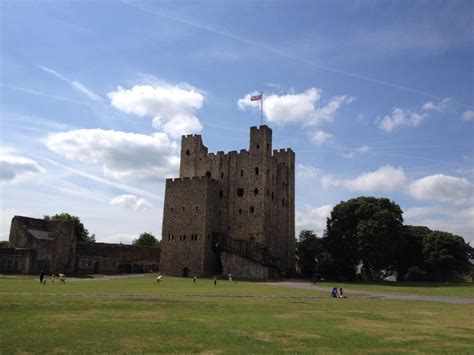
[39,270,45,285]
[213,276,217,286]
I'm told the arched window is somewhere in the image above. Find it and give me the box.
[254,188,259,195]
[185,149,190,156]
[237,188,244,197]
[171,207,174,212]
[182,206,185,211]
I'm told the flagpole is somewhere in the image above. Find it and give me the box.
[260,91,263,125]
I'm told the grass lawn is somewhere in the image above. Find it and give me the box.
[0,274,473,353]
[316,281,474,297]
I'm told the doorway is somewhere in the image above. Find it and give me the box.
[183,267,189,277]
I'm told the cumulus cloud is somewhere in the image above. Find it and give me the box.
[342,145,370,159]
[322,165,407,192]
[297,164,321,179]
[46,129,179,180]
[378,108,425,132]
[310,130,333,146]
[378,98,451,133]
[409,174,474,204]
[296,204,333,237]
[110,194,152,210]
[462,110,474,122]
[237,88,352,126]
[0,154,44,182]
[108,83,204,138]
[421,98,451,112]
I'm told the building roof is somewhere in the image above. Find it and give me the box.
[27,228,54,241]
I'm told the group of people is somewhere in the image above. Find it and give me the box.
[154,274,236,286]
[39,271,66,284]
[331,287,347,298]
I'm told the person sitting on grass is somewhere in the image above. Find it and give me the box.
[331,287,338,298]
[339,288,347,298]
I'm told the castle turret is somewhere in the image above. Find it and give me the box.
[179,134,208,177]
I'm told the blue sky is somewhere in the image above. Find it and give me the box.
[1,0,473,244]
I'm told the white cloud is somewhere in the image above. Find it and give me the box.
[378,108,425,132]
[310,130,333,146]
[342,145,370,159]
[238,88,352,126]
[403,206,445,219]
[296,204,333,237]
[97,232,137,245]
[38,65,102,102]
[0,154,44,182]
[322,165,407,192]
[421,98,451,112]
[45,129,179,181]
[409,174,474,204]
[296,164,321,179]
[108,83,204,138]
[110,194,152,211]
[462,110,474,122]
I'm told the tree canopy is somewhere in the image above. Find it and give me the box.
[325,196,403,280]
[132,232,159,246]
[43,213,95,243]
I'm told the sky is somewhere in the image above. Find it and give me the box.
[0,0,473,244]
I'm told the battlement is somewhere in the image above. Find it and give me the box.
[250,125,271,132]
[273,148,294,155]
[167,176,218,184]
[182,134,202,139]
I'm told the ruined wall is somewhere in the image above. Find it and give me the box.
[0,248,33,273]
[76,242,160,273]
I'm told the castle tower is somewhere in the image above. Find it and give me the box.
[159,125,295,279]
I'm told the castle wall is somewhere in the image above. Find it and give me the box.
[220,251,269,280]
[160,176,219,277]
[0,248,33,273]
[162,125,296,278]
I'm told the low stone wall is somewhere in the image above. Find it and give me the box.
[220,251,270,280]
[0,248,33,273]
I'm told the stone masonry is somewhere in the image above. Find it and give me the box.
[160,125,295,279]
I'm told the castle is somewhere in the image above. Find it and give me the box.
[159,125,295,279]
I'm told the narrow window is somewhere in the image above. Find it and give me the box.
[195,206,199,211]
[256,144,260,149]
[183,234,186,241]
[185,149,190,156]
[218,209,222,215]
[267,143,269,151]
[195,235,198,241]
[183,206,185,211]
[219,190,223,198]
[266,189,270,196]
[240,170,244,177]
[206,171,211,177]
[255,167,259,175]
[171,207,174,213]
[238,209,242,214]
[282,182,285,188]
[237,188,244,197]
[250,206,254,213]
[172,235,174,240]
[254,188,259,195]
[271,192,274,201]
[221,172,224,179]
[282,199,285,206]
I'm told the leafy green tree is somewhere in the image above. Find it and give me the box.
[325,196,403,280]
[0,240,9,248]
[296,230,324,277]
[422,231,472,281]
[43,213,95,243]
[132,232,159,246]
[396,225,429,281]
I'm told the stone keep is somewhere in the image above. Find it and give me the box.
[160,125,295,279]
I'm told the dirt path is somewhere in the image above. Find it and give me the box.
[262,280,474,304]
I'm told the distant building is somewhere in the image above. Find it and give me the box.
[0,216,160,274]
[160,125,295,279]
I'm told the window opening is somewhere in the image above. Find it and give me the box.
[255,167,259,175]
[185,149,190,156]
[254,188,259,195]
[237,188,244,197]
[250,206,254,213]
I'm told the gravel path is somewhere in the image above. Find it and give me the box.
[262,280,474,304]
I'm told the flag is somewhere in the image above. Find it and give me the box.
[251,94,262,101]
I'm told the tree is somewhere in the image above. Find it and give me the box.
[325,196,403,280]
[43,213,95,243]
[132,232,159,246]
[296,230,324,278]
[422,231,472,281]
[396,225,429,281]
[0,240,9,248]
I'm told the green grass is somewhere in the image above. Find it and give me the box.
[0,275,473,353]
[316,281,474,297]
